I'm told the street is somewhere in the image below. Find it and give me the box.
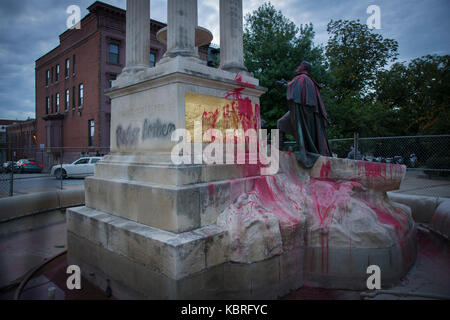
[0,173,85,197]
[1,170,449,198]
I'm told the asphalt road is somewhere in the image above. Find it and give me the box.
[0,173,85,196]
[1,170,448,198]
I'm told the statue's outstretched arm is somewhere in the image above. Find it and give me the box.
[273,79,288,89]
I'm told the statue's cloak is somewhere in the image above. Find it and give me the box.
[287,72,328,123]
[285,72,332,167]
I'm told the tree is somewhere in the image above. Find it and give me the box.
[243,2,327,129]
[326,19,398,100]
[243,7,447,140]
[375,54,450,135]
[324,20,399,138]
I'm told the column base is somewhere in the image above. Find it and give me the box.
[114,66,151,87]
[158,52,204,66]
[220,62,249,74]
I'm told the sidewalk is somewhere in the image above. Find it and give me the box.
[0,221,108,300]
[1,220,448,300]
[0,222,67,289]
[394,170,450,198]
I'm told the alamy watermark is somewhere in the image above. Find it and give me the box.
[366,5,381,29]
[66,5,81,30]
[366,265,381,289]
[66,265,81,290]
[170,122,280,175]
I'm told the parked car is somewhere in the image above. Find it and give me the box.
[16,159,44,173]
[50,157,102,179]
[393,156,404,165]
[2,161,18,173]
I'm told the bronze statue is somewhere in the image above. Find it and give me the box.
[275,61,332,167]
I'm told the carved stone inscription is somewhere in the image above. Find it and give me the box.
[142,119,176,140]
[115,118,176,148]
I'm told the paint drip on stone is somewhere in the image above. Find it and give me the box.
[217,152,413,275]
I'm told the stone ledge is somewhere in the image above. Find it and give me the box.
[67,206,226,280]
[431,199,450,239]
[108,55,266,99]
[311,157,406,192]
[303,225,417,290]
[387,192,446,223]
[94,158,262,186]
[85,174,280,233]
[67,226,303,299]
[0,188,84,222]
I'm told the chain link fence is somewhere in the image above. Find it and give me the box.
[1,136,449,198]
[0,147,109,198]
[328,135,450,174]
[329,135,450,197]
[284,135,449,197]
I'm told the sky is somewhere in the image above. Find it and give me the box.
[0,0,449,120]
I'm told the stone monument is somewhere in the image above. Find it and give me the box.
[67,0,416,299]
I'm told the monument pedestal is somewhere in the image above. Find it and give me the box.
[67,0,416,297]
[80,56,266,234]
[67,56,293,299]
[68,151,417,299]
[68,175,304,299]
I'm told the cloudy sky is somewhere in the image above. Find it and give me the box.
[0,0,449,120]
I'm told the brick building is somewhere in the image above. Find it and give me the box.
[5,119,37,162]
[35,1,209,169]
[0,119,23,164]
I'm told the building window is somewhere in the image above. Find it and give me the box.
[55,64,60,82]
[109,43,119,64]
[72,87,76,109]
[65,89,70,111]
[108,75,117,88]
[51,67,54,83]
[73,55,76,75]
[46,70,50,86]
[78,83,84,107]
[88,120,95,147]
[51,95,54,113]
[150,52,156,67]
[45,96,49,114]
[65,59,70,78]
[55,93,60,113]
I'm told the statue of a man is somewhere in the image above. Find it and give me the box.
[276,61,332,167]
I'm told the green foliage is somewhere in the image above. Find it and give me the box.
[243,2,327,129]
[243,3,448,138]
[326,19,398,99]
[324,19,399,138]
[375,55,450,135]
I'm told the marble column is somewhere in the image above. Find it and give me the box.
[165,0,197,58]
[194,4,199,56]
[219,0,247,73]
[124,0,150,72]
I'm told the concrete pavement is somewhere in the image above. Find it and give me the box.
[393,170,450,198]
[1,220,448,300]
[0,222,67,289]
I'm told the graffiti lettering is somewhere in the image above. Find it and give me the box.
[142,119,176,140]
[116,124,140,148]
